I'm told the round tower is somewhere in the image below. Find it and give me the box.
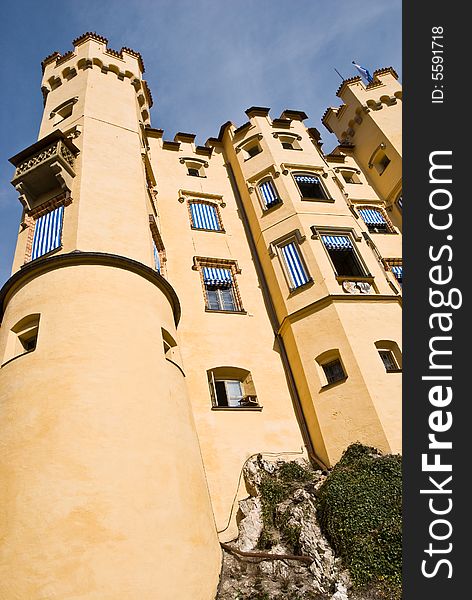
[0,34,220,599]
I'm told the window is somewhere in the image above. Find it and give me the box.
[278,135,301,151]
[385,259,402,286]
[189,201,223,231]
[185,160,205,177]
[2,314,40,365]
[294,174,329,200]
[31,206,64,260]
[50,97,77,126]
[379,350,399,372]
[150,215,166,275]
[245,144,261,159]
[321,234,366,277]
[373,152,390,175]
[207,367,259,408]
[280,241,311,290]
[396,194,402,211]
[202,266,242,312]
[375,341,402,372]
[341,170,361,184]
[358,207,393,233]
[258,179,281,210]
[161,328,183,370]
[322,359,346,385]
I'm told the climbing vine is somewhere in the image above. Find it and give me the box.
[316,443,402,599]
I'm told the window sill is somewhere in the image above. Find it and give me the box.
[300,197,335,203]
[262,201,283,213]
[191,226,225,233]
[187,174,207,178]
[205,308,247,315]
[211,406,263,411]
[288,278,314,296]
[385,368,402,374]
[335,275,374,283]
[1,349,35,368]
[320,376,348,391]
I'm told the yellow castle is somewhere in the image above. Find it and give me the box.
[0,33,402,599]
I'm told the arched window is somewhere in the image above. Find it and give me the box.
[2,314,40,365]
[315,350,347,387]
[375,340,402,372]
[207,366,259,408]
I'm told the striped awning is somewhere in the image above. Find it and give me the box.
[153,243,161,272]
[391,265,403,280]
[31,205,64,260]
[359,208,386,226]
[259,180,280,208]
[190,202,221,231]
[202,267,232,286]
[294,175,320,184]
[321,235,353,251]
[281,242,310,289]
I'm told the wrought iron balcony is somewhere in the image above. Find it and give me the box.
[9,131,79,210]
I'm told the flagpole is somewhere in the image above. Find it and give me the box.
[334,68,344,81]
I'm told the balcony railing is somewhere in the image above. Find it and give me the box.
[9,131,79,210]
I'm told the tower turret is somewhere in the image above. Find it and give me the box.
[322,68,402,211]
[0,34,221,599]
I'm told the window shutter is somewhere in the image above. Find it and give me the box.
[259,180,279,208]
[202,267,232,285]
[208,371,217,407]
[358,208,387,226]
[31,206,64,260]
[281,242,310,289]
[321,235,353,251]
[190,202,221,230]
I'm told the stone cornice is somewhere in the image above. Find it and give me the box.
[0,251,181,326]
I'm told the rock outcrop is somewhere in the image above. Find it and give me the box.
[216,455,352,600]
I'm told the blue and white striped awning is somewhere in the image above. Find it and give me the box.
[391,265,402,281]
[202,267,232,286]
[153,242,161,272]
[281,242,310,289]
[321,235,353,251]
[190,202,221,231]
[294,175,320,184]
[358,208,387,226]
[31,205,64,260]
[259,180,280,208]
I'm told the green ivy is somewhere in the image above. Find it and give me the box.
[316,443,402,599]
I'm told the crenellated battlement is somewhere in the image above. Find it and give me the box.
[40,33,152,123]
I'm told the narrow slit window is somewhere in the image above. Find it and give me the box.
[379,350,399,372]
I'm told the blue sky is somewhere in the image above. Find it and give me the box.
[0,0,401,286]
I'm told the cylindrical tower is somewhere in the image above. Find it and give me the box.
[0,34,220,599]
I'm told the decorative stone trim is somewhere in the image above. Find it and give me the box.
[0,252,181,325]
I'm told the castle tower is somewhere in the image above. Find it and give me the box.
[0,34,220,599]
[322,68,402,226]
[220,104,402,466]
